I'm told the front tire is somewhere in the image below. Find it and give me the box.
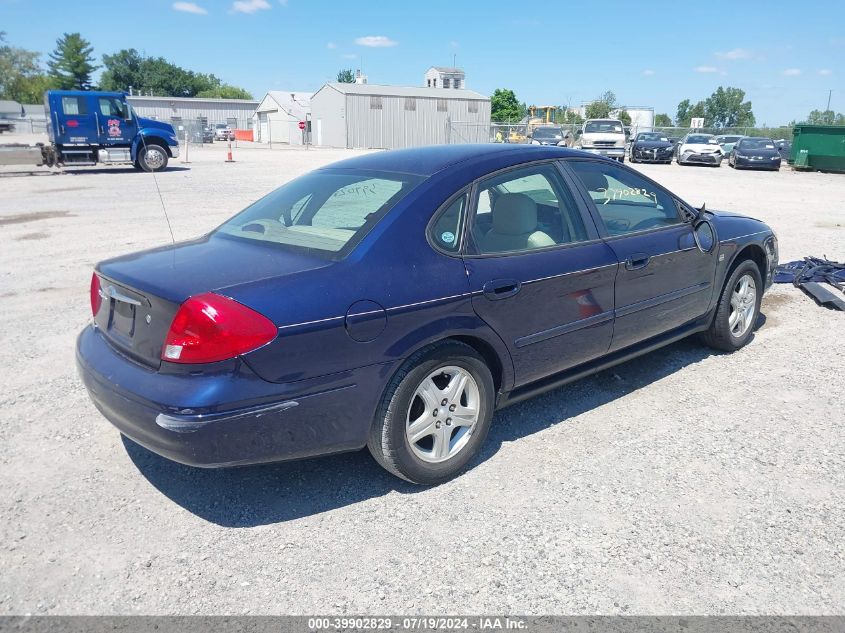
[367,341,495,485]
[701,260,762,352]
[137,144,169,172]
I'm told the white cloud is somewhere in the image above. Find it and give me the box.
[818,68,832,76]
[326,42,337,49]
[694,65,719,73]
[642,69,655,76]
[782,68,801,76]
[715,48,752,60]
[231,0,270,13]
[355,35,398,48]
[173,1,207,14]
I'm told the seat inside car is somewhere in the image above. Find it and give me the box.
[479,192,555,253]
[574,167,609,195]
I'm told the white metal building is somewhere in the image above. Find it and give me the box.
[126,95,259,129]
[252,91,312,145]
[310,82,490,149]
[424,67,465,90]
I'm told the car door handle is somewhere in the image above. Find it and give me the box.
[482,279,521,300]
[625,253,651,270]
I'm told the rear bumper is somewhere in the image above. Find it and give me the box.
[76,325,388,467]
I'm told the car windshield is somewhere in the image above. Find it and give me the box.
[739,138,776,150]
[533,128,563,138]
[718,136,742,143]
[584,121,623,133]
[687,134,716,144]
[216,169,424,258]
[215,124,228,129]
[637,133,668,141]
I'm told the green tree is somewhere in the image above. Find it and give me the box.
[196,84,253,99]
[584,91,617,119]
[47,32,98,90]
[654,113,672,127]
[0,32,55,102]
[100,49,251,98]
[616,109,632,126]
[704,86,755,127]
[676,98,706,126]
[555,109,584,125]
[804,109,845,125]
[490,88,525,122]
[336,69,355,83]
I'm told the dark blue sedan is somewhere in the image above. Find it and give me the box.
[77,145,778,484]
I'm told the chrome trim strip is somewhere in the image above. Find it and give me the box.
[719,230,768,244]
[155,400,300,433]
[615,281,710,318]
[514,310,614,348]
[100,285,142,306]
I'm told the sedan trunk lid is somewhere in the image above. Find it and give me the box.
[94,235,331,368]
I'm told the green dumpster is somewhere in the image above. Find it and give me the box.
[791,124,845,172]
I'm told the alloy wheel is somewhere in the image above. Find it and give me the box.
[729,273,757,338]
[405,366,480,464]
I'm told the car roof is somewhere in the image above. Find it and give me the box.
[317,144,587,177]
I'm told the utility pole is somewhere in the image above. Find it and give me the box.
[826,89,832,112]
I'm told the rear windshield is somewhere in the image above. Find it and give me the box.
[216,169,423,258]
[584,121,623,133]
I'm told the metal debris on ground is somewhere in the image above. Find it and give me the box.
[774,256,845,310]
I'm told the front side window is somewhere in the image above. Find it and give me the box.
[217,170,423,257]
[568,160,681,236]
[61,96,87,116]
[470,164,588,255]
[98,97,128,118]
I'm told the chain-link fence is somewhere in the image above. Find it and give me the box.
[166,116,254,147]
[449,121,795,146]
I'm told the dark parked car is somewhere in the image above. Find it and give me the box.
[202,126,215,143]
[528,126,573,147]
[775,140,792,161]
[629,132,674,164]
[729,137,782,170]
[77,145,777,484]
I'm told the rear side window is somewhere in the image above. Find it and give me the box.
[569,160,680,235]
[217,170,423,258]
[469,163,588,255]
[61,96,87,115]
[429,193,467,253]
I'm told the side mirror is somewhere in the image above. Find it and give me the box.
[693,218,716,253]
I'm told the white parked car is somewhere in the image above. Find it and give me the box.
[676,133,724,166]
[213,124,234,141]
[578,119,626,162]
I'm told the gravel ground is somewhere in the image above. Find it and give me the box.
[0,135,843,615]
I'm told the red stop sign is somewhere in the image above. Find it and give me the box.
[298,121,306,130]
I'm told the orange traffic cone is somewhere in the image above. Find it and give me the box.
[225,139,235,163]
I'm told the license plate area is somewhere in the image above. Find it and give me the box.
[110,299,136,338]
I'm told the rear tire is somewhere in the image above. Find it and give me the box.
[701,260,762,352]
[367,341,495,485]
[138,144,169,172]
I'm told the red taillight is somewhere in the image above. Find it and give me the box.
[161,293,277,364]
[90,273,102,316]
